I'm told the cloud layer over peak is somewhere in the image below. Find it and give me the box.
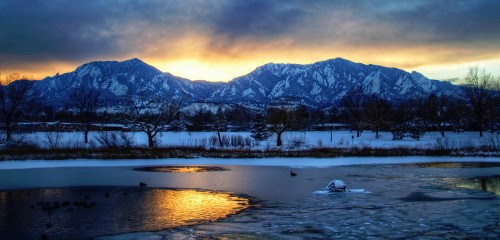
[1,0,499,81]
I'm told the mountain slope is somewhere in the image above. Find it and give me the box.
[31,57,463,109]
[33,58,223,108]
[210,58,461,107]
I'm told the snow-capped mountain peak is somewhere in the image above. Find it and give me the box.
[31,57,463,109]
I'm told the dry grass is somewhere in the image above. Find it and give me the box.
[0,145,497,160]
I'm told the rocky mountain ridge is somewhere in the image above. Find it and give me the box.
[30,57,463,109]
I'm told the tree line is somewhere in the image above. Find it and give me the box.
[1,67,498,148]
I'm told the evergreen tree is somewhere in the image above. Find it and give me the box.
[250,112,270,143]
[390,123,406,140]
[407,117,426,140]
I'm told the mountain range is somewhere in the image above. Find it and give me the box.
[30,57,463,110]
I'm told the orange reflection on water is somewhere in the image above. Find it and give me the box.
[443,177,500,195]
[163,167,208,173]
[135,166,226,173]
[0,188,251,239]
[415,162,500,168]
[142,189,249,228]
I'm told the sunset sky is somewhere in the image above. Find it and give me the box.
[1,0,499,82]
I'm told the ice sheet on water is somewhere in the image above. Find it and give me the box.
[2,156,499,170]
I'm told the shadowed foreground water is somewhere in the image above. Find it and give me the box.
[0,188,249,239]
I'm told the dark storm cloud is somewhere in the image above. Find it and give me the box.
[208,0,500,48]
[371,1,500,45]
[211,0,306,39]
[0,1,118,61]
[1,0,499,72]
[0,0,212,68]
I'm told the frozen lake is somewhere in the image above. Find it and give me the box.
[0,157,499,239]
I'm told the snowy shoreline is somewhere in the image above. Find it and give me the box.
[3,130,498,150]
[1,156,499,170]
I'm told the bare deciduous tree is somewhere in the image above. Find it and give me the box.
[424,94,455,137]
[364,95,392,139]
[340,87,366,137]
[123,94,182,148]
[0,79,33,140]
[214,106,228,147]
[463,66,494,137]
[70,84,101,144]
[267,103,295,146]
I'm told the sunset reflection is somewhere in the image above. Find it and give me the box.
[167,167,214,173]
[0,188,250,239]
[144,189,249,226]
[134,166,227,173]
[443,176,500,195]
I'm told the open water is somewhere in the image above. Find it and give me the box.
[0,160,498,239]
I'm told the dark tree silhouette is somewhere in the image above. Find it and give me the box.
[405,97,427,140]
[70,85,101,144]
[364,95,392,138]
[214,106,228,147]
[423,94,457,137]
[187,106,212,131]
[291,104,310,130]
[327,107,340,143]
[407,117,426,140]
[340,87,366,137]
[267,103,295,146]
[463,66,494,137]
[124,94,181,148]
[250,111,270,143]
[226,105,251,130]
[390,97,427,141]
[0,80,33,140]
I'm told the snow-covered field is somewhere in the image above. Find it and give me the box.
[6,130,499,150]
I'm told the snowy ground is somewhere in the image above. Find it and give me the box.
[6,130,499,150]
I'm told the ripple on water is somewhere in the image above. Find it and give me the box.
[0,187,250,239]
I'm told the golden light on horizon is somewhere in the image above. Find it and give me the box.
[1,1,499,83]
[153,59,259,82]
[3,28,500,83]
[4,44,500,83]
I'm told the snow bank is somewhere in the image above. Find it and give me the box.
[7,130,496,150]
